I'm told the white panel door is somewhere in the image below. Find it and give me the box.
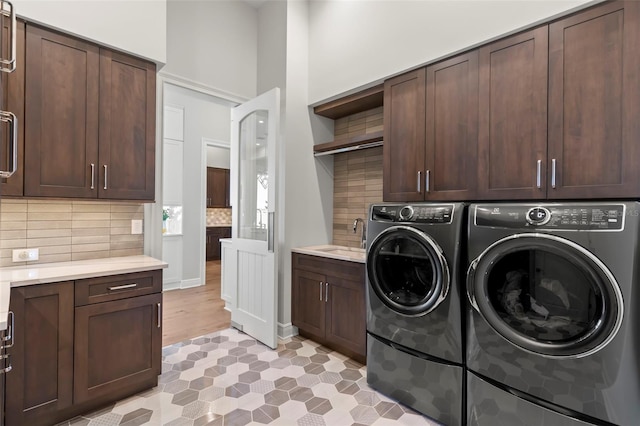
[228,88,280,349]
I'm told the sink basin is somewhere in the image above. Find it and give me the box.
[292,245,366,263]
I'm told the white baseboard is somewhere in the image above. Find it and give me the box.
[181,278,202,289]
[278,323,298,340]
[163,281,181,291]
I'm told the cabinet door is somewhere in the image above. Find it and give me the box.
[98,49,156,200]
[0,20,24,196]
[206,167,215,207]
[210,167,228,207]
[548,1,640,199]
[291,268,326,341]
[477,26,548,200]
[325,276,366,362]
[24,25,99,198]
[74,293,161,403]
[6,281,74,426]
[383,69,426,202]
[425,51,479,200]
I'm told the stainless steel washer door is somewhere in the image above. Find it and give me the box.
[367,226,449,317]
[468,233,623,358]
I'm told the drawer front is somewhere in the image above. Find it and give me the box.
[293,253,364,282]
[75,270,162,306]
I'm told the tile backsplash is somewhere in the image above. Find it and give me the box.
[206,208,232,226]
[0,199,144,267]
[331,106,384,248]
[332,146,383,248]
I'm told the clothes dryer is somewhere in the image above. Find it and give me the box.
[466,202,640,426]
[366,203,466,426]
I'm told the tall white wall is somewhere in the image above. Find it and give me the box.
[14,0,166,64]
[260,0,334,335]
[308,0,598,103]
[164,0,258,100]
[164,84,233,287]
[207,147,231,169]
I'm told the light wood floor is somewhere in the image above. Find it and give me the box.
[162,260,231,347]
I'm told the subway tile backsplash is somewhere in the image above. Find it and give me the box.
[331,107,384,248]
[332,146,383,248]
[0,199,144,267]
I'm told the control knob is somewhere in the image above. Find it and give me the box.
[399,206,414,221]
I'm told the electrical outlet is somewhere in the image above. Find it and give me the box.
[12,248,39,262]
[131,219,143,235]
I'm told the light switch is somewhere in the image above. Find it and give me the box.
[131,219,143,234]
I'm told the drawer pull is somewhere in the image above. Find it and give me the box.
[108,283,138,291]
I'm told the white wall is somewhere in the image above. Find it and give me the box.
[14,0,166,64]
[308,0,598,104]
[164,84,234,287]
[164,0,258,100]
[256,0,334,336]
[207,146,231,169]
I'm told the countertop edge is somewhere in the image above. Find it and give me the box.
[292,245,366,264]
[0,255,167,331]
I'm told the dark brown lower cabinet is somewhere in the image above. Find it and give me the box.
[6,281,74,426]
[74,293,161,404]
[292,253,366,363]
[5,270,162,426]
[206,227,231,261]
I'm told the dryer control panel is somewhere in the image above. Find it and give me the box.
[371,204,453,224]
[474,204,625,231]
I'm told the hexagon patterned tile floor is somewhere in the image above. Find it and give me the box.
[55,329,439,426]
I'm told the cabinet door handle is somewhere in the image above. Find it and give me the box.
[157,303,162,328]
[1,311,14,349]
[551,158,557,189]
[319,281,323,301]
[107,283,138,291]
[417,171,421,193]
[103,165,108,190]
[90,163,95,189]
[0,353,11,374]
[425,170,431,193]
[536,160,541,189]
[0,111,17,178]
[0,1,16,73]
[325,282,329,302]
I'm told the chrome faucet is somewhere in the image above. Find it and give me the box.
[353,218,366,249]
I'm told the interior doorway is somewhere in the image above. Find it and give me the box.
[159,81,238,346]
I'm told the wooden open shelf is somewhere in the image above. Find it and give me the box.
[313,131,383,156]
[313,84,383,120]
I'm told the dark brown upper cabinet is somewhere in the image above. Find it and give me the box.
[383,69,426,202]
[383,51,478,202]
[547,1,640,199]
[0,20,25,196]
[98,50,156,200]
[477,26,548,200]
[425,51,479,200]
[207,167,230,208]
[24,24,155,201]
[24,25,100,198]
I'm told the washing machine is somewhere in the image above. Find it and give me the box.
[366,203,466,426]
[466,202,640,426]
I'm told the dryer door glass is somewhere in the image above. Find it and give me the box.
[470,234,622,358]
[367,226,449,316]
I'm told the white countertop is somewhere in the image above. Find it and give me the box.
[0,255,167,330]
[292,245,366,263]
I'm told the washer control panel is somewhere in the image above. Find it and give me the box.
[371,204,453,224]
[475,204,625,231]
